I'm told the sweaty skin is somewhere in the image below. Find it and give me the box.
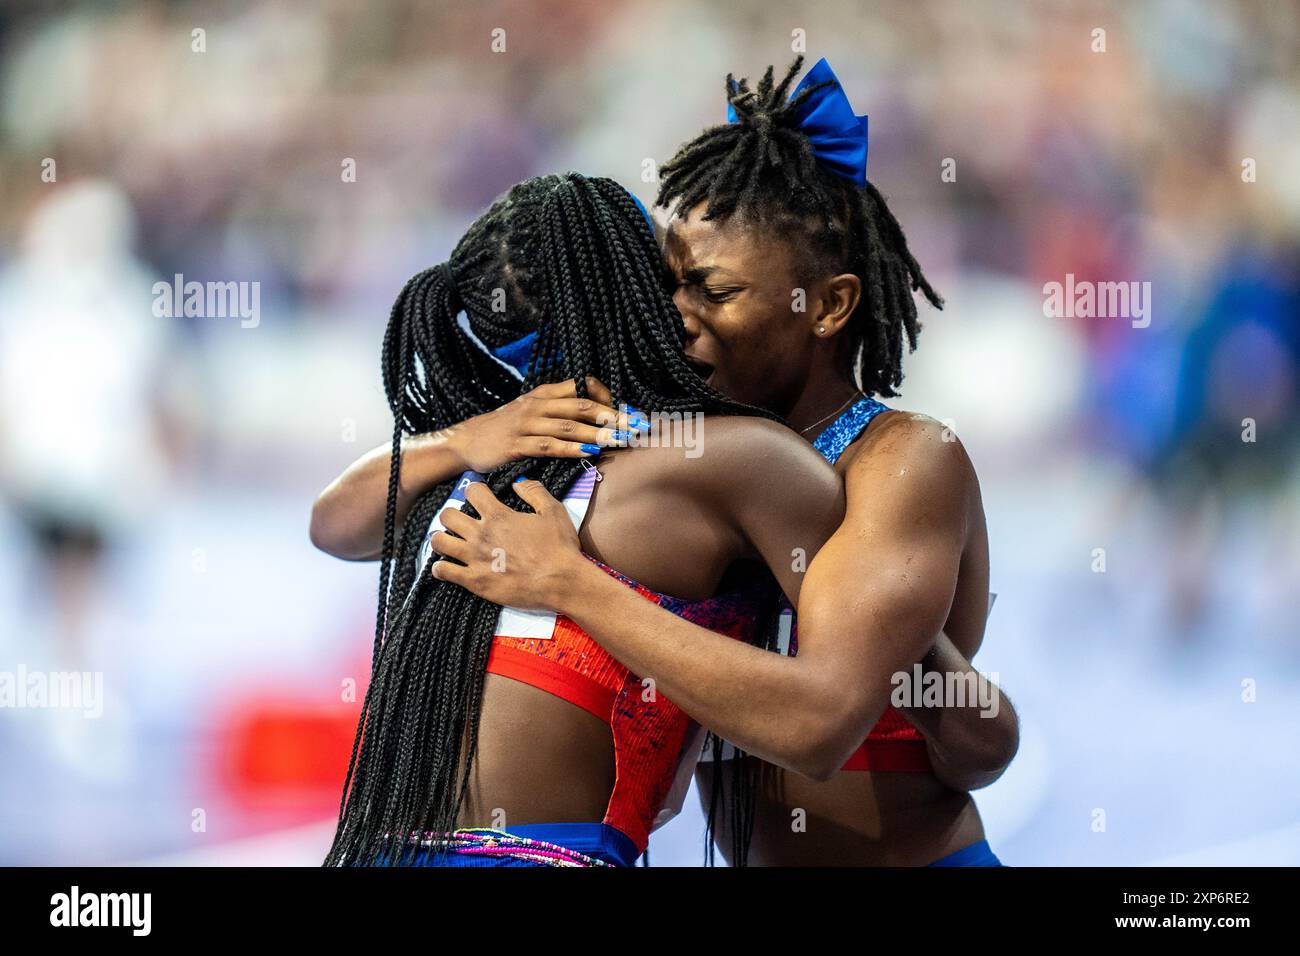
[704,412,995,865]
[432,204,1017,864]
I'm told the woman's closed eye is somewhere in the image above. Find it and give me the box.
[701,286,742,304]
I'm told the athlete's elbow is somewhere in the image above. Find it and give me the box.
[798,752,845,784]
[789,694,868,782]
[979,708,1020,783]
[971,687,1021,781]
[937,707,1020,791]
[795,733,857,783]
[309,493,371,560]
[775,727,840,782]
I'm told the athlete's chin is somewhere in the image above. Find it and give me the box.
[705,370,733,398]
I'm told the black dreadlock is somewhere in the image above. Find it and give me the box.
[324,172,781,867]
[657,55,943,398]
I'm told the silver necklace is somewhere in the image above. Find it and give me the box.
[798,391,863,436]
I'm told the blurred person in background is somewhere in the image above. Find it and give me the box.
[1157,241,1300,636]
[0,179,173,772]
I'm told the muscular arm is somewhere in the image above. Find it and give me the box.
[310,430,472,561]
[436,415,1006,783]
[309,379,628,560]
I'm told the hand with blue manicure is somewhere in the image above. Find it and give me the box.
[624,408,652,433]
[450,377,646,471]
[310,377,650,562]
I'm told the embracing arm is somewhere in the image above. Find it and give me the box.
[310,431,473,561]
[433,417,846,777]
[557,557,1020,787]
[900,632,1020,790]
[435,415,999,782]
[309,379,628,560]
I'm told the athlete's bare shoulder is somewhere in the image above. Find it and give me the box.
[615,411,839,510]
[697,413,838,486]
[840,408,978,506]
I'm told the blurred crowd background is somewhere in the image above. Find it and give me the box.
[1,0,1297,866]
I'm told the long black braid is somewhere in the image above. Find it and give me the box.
[325,173,781,867]
[657,55,943,398]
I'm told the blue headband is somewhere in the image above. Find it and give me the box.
[726,57,868,184]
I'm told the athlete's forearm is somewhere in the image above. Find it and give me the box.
[310,429,470,561]
[557,558,865,780]
[311,381,629,561]
[898,636,1019,791]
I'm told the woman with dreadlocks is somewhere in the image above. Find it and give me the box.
[434,58,1016,866]
[318,171,851,867]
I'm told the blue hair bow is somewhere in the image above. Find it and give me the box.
[726,57,868,185]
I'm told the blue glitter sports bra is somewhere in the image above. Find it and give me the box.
[812,395,890,464]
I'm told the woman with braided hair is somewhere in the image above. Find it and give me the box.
[316,171,855,867]
[432,58,1018,866]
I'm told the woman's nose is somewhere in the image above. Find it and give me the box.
[674,288,700,340]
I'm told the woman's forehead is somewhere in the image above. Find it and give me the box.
[665,211,796,278]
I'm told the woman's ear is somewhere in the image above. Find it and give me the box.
[810,273,862,340]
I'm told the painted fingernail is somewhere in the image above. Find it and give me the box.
[514,475,529,483]
[626,412,650,431]
[580,443,601,455]
[609,429,633,444]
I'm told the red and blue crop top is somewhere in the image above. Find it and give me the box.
[419,466,771,853]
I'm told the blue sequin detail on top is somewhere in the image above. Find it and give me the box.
[811,396,890,465]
